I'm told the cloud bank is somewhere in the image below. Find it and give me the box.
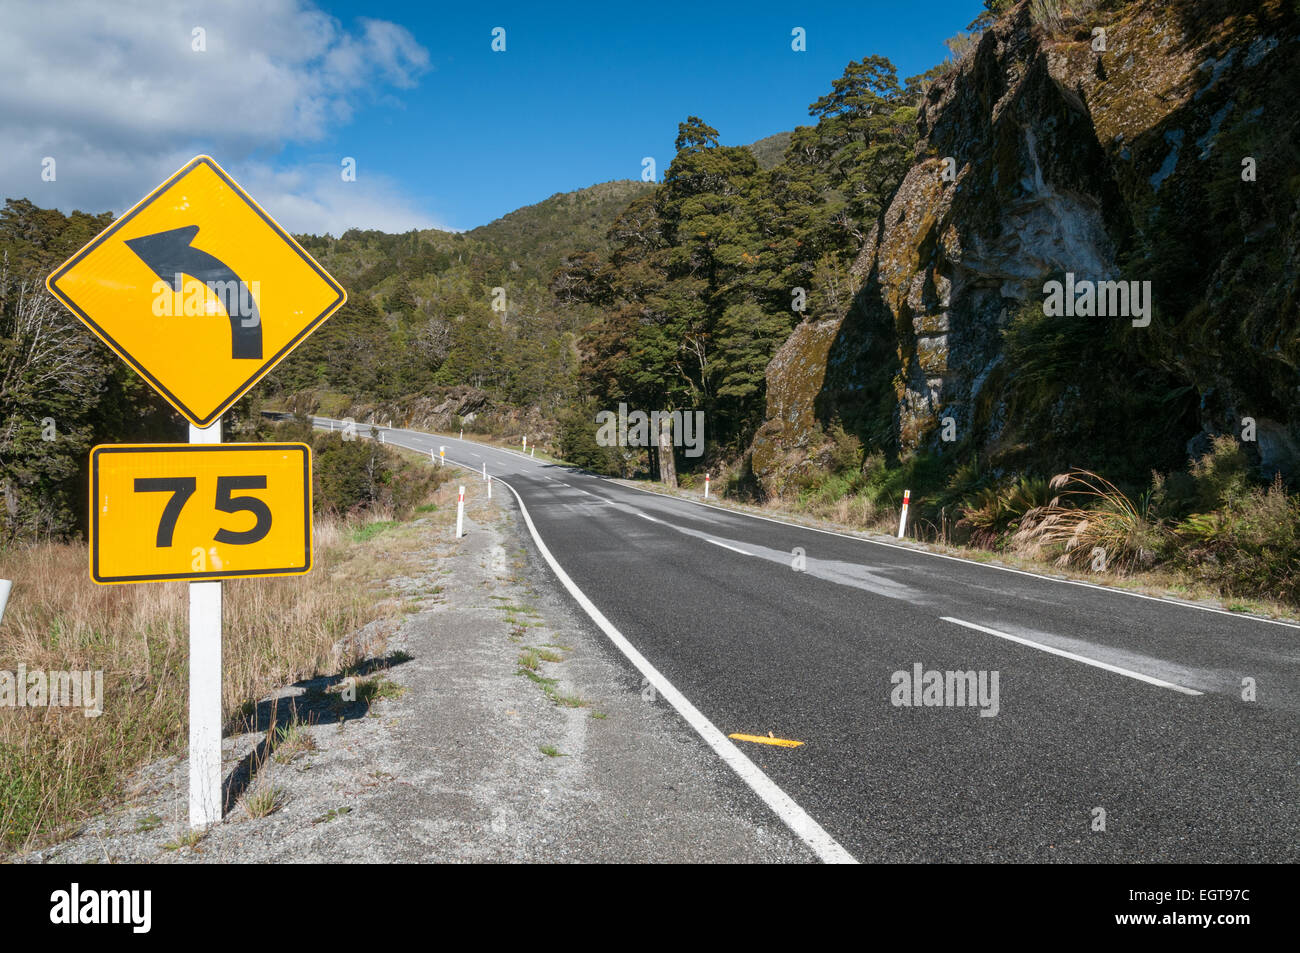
[0,0,444,234]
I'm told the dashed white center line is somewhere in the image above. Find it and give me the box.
[706,538,752,557]
[940,617,1204,695]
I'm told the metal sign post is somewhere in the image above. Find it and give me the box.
[189,418,222,827]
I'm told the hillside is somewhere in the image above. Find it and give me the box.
[256,178,657,428]
[743,130,793,170]
[466,180,655,285]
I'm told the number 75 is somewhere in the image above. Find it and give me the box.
[134,475,273,546]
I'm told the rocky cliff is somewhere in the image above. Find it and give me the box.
[752,0,1299,494]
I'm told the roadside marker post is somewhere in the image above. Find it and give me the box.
[456,485,465,538]
[898,489,911,539]
[459,429,463,439]
[704,474,711,499]
[439,446,445,467]
[531,448,535,458]
[45,154,344,830]
[379,431,385,444]
[482,462,487,480]
[522,434,527,450]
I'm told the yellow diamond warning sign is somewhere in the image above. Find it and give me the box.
[47,155,346,428]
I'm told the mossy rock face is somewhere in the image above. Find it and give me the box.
[751,316,844,493]
[752,0,1300,492]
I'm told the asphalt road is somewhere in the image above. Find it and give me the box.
[315,417,1300,863]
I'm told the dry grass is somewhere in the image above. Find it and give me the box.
[1015,469,1168,572]
[0,506,420,854]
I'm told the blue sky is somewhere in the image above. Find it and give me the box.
[2,0,985,234]
[299,0,985,229]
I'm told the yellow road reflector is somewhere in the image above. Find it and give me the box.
[729,733,804,748]
[90,443,312,584]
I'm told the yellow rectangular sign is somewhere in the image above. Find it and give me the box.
[90,443,312,584]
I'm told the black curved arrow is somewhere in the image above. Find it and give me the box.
[125,225,262,359]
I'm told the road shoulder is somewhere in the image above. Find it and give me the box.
[21,475,813,863]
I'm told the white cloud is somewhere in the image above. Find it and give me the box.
[233,160,455,235]
[0,0,444,234]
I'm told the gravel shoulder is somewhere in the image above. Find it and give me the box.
[21,474,814,863]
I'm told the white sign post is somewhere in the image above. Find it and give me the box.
[189,418,223,828]
[456,485,465,538]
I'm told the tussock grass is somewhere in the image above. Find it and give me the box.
[1015,469,1167,572]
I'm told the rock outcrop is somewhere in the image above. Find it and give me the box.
[753,0,1299,494]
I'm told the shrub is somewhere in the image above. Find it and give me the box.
[311,433,443,517]
[961,476,1052,533]
[1187,435,1252,511]
[1174,475,1299,603]
[555,402,622,475]
[825,420,864,474]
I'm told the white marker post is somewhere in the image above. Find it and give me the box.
[0,578,12,625]
[459,428,463,439]
[439,446,445,467]
[482,462,487,480]
[189,418,223,828]
[379,431,385,444]
[704,474,711,499]
[522,434,527,450]
[897,489,911,539]
[530,448,535,458]
[456,485,465,538]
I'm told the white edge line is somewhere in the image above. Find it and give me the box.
[341,425,856,864]
[502,476,856,863]
[610,479,1300,631]
[706,538,753,556]
[940,616,1204,696]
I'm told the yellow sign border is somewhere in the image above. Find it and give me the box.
[89,442,313,584]
[47,155,347,427]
